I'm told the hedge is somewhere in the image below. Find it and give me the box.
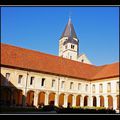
[0,106,116,114]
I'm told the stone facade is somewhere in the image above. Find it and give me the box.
[1,67,119,111]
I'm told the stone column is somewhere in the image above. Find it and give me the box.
[45,91,49,105]
[63,94,68,107]
[55,93,58,106]
[80,96,84,107]
[104,95,108,108]
[97,95,100,107]
[72,95,76,107]
[34,91,38,108]
[90,96,93,107]
[88,95,91,107]
[113,95,117,110]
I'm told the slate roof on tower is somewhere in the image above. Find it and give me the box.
[61,18,77,39]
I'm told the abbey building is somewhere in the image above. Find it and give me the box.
[0,18,119,112]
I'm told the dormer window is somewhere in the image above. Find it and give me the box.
[70,56,72,59]
[65,45,67,49]
[81,59,84,63]
[71,45,74,49]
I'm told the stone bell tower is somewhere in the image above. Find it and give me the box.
[59,18,79,61]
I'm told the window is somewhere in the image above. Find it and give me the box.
[6,73,10,80]
[116,81,119,92]
[30,77,34,85]
[52,79,55,88]
[70,56,72,59]
[61,81,65,89]
[78,83,81,90]
[85,84,88,92]
[92,84,95,93]
[107,83,111,92]
[70,82,73,89]
[71,45,74,49]
[41,78,45,87]
[81,59,84,63]
[18,75,23,84]
[5,73,10,85]
[99,84,103,93]
[65,45,67,49]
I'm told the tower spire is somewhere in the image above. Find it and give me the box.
[61,15,77,39]
[68,12,72,27]
[69,11,72,21]
[59,16,79,60]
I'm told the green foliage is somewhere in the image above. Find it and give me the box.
[0,106,116,114]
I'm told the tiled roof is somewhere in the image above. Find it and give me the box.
[92,62,119,80]
[1,43,119,80]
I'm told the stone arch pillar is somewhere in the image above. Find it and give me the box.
[117,95,120,110]
[34,91,39,108]
[72,95,76,106]
[113,95,117,110]
[63,94,68,107]
[45,91,49,105]
[104,95,108,108]
[80,96,84,107]
[55,93,58,106]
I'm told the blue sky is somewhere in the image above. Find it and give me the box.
[1,7,119,66]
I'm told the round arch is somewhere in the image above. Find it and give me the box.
[49,92,55,105]
[100,95,104,107]
[93,96,97,107]
[26,90,34,106]
[68,94,73,107]
[38,91,45,106]
[84,96,88,106]
[59,93,65,107]
[108,95,113,109]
